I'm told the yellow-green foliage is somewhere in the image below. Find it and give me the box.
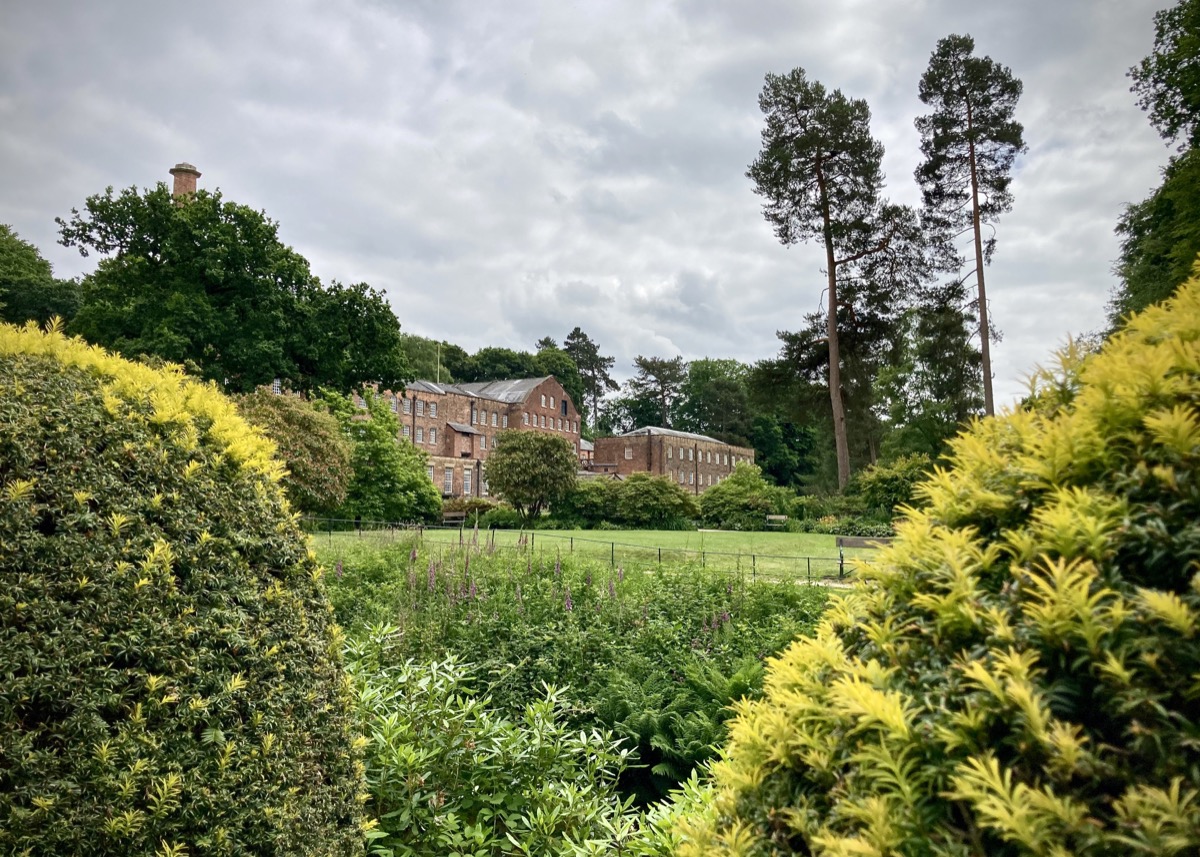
[678,275,1200,856]
[0,322,365,855]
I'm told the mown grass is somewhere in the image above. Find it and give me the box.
[308,525,880,583]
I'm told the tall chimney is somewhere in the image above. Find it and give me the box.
[169,162,201,197]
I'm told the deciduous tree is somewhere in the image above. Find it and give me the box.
[1130,0,1200,149]
[915,33,1025,416]
[484,430,578,525]
[0,225,79,326]
[322,390,441,523]
[57,183,411,393]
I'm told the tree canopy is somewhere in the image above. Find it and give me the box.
[562,326,618,429]
[57,183,410,393]
[321,389,441,523]
[0,225,79,327]
[484,430,578,525]
[1130,0,1200,149]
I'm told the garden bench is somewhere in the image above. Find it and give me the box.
[835,535,894,577]
[442,510,467,527]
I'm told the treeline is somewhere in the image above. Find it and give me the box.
[4,10,1198,501]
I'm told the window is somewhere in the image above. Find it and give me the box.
[688,448,694,461]
[625,447,633,460]
[430,402,437,418]
[444,467,453,494]
[354,394,364,409]
[561,399,567,416]
[271,378,281,395]
[426,465,434,482]
[523,412,529,425]
[491,412,498,427]
[557,418,562,430]
[689,472,695,485]
[707,474,712,486]
[706,450,711,463]
[668,446,673,459]
[540,394,546,407]
[480,434,486,450]
[540,415,546,427]
[402,425,410,438]
[723,453,728,465]
[471,407,477,425]
[492,436,498,449]
[679,471,685,483]
[550,396,555,409]
[416,399,425,416]
[403,397,411,414]
[502,414,508,428]
[390,397,399,413]
[416,427,424,443]
[481,409,488,425]
[481,477,488,497]
[462,468,472,496]
[429,428,436,444]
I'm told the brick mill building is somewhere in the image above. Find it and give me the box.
[377,376,583,498]
[591,427,754,494]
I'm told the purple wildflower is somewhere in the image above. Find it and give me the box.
[427,559,437,591]
[618,566,625,583]
[469,579,477,601]
[335,560,343,580]
[585,571,592,588]
[564,586,573,612]
[721,611,730,625]
[464,553,470,575]
[608,579,616,599]
[410,547,419,564]
[555,557,561,577]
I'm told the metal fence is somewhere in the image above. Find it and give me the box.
[300,517,856,585]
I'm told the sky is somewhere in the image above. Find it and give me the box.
[0,0,1173,408]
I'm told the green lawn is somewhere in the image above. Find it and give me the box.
[308,525,880,583]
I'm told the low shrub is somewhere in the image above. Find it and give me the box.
[699,462,792,530]
[850,452,934,513]
[0,323,364,855]
[349,634,633,857]
[480,504,524,529]
[325,544,826,802]
[675,276,1200,854]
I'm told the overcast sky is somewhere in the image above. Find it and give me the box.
[0,0,1172,408]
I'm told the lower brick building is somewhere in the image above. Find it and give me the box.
[591,427,754,494]
[376,376,584,498]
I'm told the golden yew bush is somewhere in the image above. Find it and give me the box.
[0,323,364,855]
[678,274,1200,856]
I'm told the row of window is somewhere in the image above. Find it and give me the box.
[402,425,437,445]
[400,397,438,418]
[621,445,743,467]
[523,412,577,433]
[471,407,508,428]
[666,446,738,466]
[671,471,724,486]
[426,464,490,497]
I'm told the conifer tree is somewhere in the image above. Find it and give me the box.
[915,33,1025,416]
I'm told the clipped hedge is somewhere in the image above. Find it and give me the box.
[678,275,1200,855]
[0,323,364,855]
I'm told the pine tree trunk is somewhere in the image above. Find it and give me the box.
[816,161,851,489]
[966,99,995,416]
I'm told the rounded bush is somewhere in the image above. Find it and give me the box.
[679,276,1200,855]
[0,324,364,855]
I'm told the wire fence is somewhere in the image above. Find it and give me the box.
[300,517,859,585]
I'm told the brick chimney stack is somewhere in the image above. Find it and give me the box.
[169,162,201,197]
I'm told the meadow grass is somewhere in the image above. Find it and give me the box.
[309,525,879,583]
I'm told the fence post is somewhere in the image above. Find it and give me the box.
[531,532,535,552]
[702,551,705,568]
[658,547,662,565]
[752,554,756,582]
[611,541,615,567]
[570,537,574,553]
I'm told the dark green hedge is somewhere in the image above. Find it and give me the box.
[0,327,364,856]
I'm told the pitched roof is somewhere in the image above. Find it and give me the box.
[452,377,551,404]
[616,426,721,444]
